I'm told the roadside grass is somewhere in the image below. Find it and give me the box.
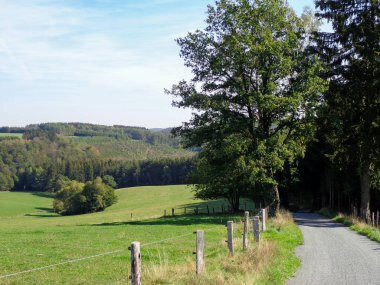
[0,187,301,284]
[144,210,303,285]
[319,208,380,243]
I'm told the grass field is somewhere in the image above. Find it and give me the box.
[0,133,23,139]
[0,186,301,284]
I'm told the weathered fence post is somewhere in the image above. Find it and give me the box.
[130,242,141,285]
[195,230,204,274]
[207,205,210,215]
[243,211,249,250]
[253,216,260,242]
[261,208,266,232]
[131,213,133,219]
[172,208,175,216]
[213,207,215,214]
[227,221,234,256]
[164,209,166,217]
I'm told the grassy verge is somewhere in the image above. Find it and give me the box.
[145,210,303,285]
[319,208,380,243]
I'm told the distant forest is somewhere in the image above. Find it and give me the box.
[0,123,194,192]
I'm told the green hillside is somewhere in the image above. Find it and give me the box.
[71,136,193,161]
[0,186,245,284]
[0,123,195,192]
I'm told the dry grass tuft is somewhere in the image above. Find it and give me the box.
[272,209,294,230]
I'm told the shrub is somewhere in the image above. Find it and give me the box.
[53,177,117,215]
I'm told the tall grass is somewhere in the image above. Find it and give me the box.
[144,210,303,285]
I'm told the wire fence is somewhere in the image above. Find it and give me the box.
[0,204,269,282]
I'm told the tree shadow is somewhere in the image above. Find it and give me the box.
[25,213,57,218]
[293,213,346,228]
[91,215,236,227]
[172,199,257,215]
[30,192,55,199]
[35,207,55,213]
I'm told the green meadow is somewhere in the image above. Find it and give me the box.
[0,186,238,284]
[0,133,22,139]
[0,186,300,284]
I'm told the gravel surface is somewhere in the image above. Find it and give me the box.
[287,213,380,285]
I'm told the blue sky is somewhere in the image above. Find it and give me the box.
[0,0,321,128]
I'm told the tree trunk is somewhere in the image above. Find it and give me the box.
[272,184,280,215]
[360,161,370,217]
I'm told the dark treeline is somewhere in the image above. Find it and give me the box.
[0,126,194,192]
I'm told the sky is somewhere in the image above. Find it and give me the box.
[0,0,322,128]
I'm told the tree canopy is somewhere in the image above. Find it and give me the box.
[168,0,326,211]
[314,0,380,213]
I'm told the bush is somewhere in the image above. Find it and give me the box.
[53,177,117,215]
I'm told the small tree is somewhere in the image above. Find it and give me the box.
[82,177,117,213]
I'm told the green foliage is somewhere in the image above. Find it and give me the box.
[102,175,117,188]
[53,177,117,215]
[168,0,326,211]
[0,124,195,192]
[314,0,380,210]
[53,180,85,215]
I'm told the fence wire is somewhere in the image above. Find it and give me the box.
[0,207,266,280]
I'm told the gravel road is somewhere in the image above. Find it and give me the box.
[287,213,380,285]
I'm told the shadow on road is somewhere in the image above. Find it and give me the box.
[293,213,345,228]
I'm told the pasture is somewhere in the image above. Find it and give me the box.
[0,133,22,139]
[0,186,300,284]
[0,186,243,284]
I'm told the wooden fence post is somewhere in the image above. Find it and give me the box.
[213,207,215,214]
[172,208,174,216]
[243,211,249,250]
[184,207,186,215]
[164,209,166,217]
[195,230,204,274]
[261,208,266,232]
[131,213,133,219]
[253,216,260,242]
[207,205,210,215]
[130,242,141,285]
[377,211,379,228]
[227,221,234,256]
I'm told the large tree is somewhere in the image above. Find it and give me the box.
[314,0,380,214]
[168,0,326,212]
